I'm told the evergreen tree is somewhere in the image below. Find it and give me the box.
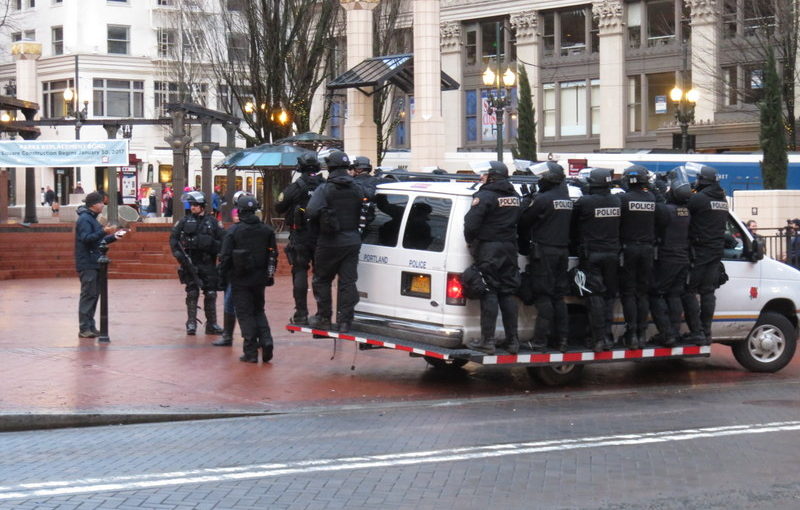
[512,65,537,162]
[760,48,788,189]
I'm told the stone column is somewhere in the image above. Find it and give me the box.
[102,124,120,226]
[688,0,718,124]
[592,0,626,150]
[196,118,218,203]
[510,10,540,158]
[12,42,41,224]
[341,0,379,162]
[164,110,192,223]
[221,122,239,222]
[411,0,446,170]
[440,21,462,155]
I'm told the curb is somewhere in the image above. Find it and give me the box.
[0,412,273,433]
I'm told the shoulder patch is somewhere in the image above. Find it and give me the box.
[471,197,480,206]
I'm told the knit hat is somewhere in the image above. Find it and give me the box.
[85,191,103,207]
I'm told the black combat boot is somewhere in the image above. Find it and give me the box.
[212,313,235,346]
[204,292,223,334]
[291,311,309,325]
[504,335,520,355]
[185,294,198,335]
[682,294,707,345]
[308,315,332,331]
[466,336,496,355]
[239,338,258,363]
[259,335,274,363]
[531,317,551,352]
[557,336,569,353]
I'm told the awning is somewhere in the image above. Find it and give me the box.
[327,53,460,95]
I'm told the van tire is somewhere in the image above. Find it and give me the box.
[732,312,797,373]
[424,356,469,369]
[528,364,585,386]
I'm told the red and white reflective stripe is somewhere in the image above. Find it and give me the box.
[285,325,711,364]
[480,345,710,364]
[285,325,451,360]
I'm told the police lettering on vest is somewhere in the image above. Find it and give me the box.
[710,201,729,211]
[628,201,656,212]
[677,207,689,217]
[553,200,573,210]
[497,196,520,207]
[595,207,621,217]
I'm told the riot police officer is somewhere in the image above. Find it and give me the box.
[306,150,365,333]
[464,161,521,355]
[618,165,656,349]
[169,191,225,335]
[571,168,621,352]
[650,167,693,347]
[684,165,728,344]
[275,153,324,325]
[351,156,379,200]
[518,161,572,353]
[218,193,278,363]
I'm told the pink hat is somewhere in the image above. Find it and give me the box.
[184,186,192,192]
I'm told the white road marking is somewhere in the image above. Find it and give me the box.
[2,420,799,500]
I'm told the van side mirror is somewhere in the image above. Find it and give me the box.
[749,237,765,262]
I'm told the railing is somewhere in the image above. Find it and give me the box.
[752,229,798,265]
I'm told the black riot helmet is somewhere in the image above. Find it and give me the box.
[324,150,351,171]
[236,193,259,212]
[696,164,719,187]
[530,161,565,185]
[622,164,649,188]
[667,166,692,203]
[586,167,613,188]
[486,160,509,179]
[352,156,372,175]
[297,153,320,173]
[182,190,206,206]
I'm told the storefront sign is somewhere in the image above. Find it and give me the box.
[0,140,129,167]
[655,95,667,114]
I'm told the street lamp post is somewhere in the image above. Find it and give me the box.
[482,21,516,162]
[669,86,699,153]
[63,87,88,183]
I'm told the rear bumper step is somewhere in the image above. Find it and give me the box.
[286,324,712,366]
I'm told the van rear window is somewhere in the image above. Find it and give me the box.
[402,197,451,252]
[363,193,408,247]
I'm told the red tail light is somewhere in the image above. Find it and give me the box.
[446,272,466,305]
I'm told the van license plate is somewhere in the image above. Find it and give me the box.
[401,272,431,298]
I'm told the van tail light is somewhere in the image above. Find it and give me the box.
[446,272,466,306]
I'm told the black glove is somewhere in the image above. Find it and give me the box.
[265,276,275,287]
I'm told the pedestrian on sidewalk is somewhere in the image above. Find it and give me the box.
[75,191,126,338]
[218,193,278,363]
[44,186,55,207]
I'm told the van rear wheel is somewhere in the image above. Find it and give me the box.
[732,312,797,373]
[424,356,469,369]
[528,364,585,386]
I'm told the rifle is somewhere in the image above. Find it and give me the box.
[176,242,204,289]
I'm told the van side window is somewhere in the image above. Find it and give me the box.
[402,197,452,252]
[723,217,745,260]
[363,193,408,247]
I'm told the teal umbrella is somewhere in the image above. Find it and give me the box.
[219,143,314,169]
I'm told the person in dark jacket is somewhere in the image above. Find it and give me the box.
[571,168,621,352]
[351,156,379,200]
[218,193,278,363]
[650,167,693,347]
[275,153,324,325]
[518,161,572,353]
[306,150,365,333]
[75,191,123,337]
[463,161,521,355]
[44,186,55,207]
[617,165,656,349]
[683,165,729,344]
[169,191,226,335]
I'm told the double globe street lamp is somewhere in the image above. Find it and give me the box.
[669,85,699,153]
[482,22,516,162]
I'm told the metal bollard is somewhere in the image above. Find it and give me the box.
[97,240,111,343]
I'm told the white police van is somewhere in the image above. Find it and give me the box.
[288,174,799,385]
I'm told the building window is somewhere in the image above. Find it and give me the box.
[157,0,172,5]
[13,0,21,9]
[465,90,477,142]
[559,8,586,56]
[227,33,248,62]
[628,76,642,133]
[93,79,144,117]
[723,66,738,106]
[462,88,516,145]
[392,95,412,149]
[543,83,556,137]
[108,0,128,3]
[743,66,764,104]
[628,3,642,48]
[646,0,675,47]
[155,81,208,117]
[542,12,555,57]
[51,26,63,55]
[328,98,345,140]
[590,79,600,135]
[463,19,515,69]
[28,0,35,7]
[217,84,251,118]
[560,81,587,136]
[42,79,73,118]
[11,32,21,42]
[12,29,36,42]
[107,25,130,54]
[646,71,678,131]
[157,28,176,58]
